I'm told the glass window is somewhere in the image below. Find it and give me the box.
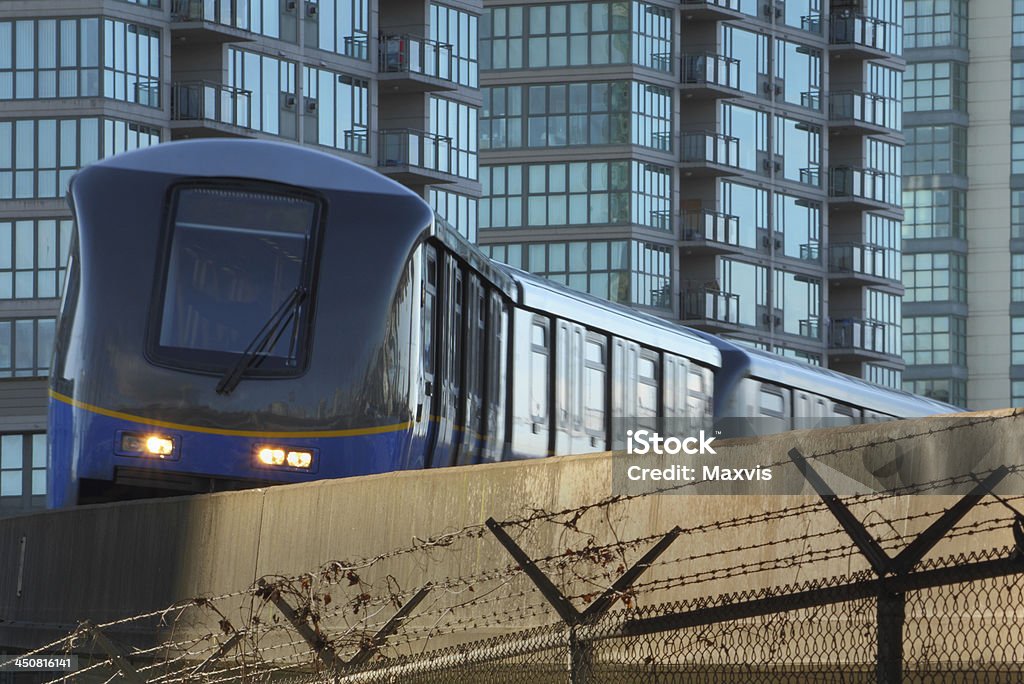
[902,188,965,239]
[153,187,321,374]
[228,47,297,138]
[774,269,821,338]
[903,316,966,367]
[430,189,478,243]
[903,125,966,176]
[902,252,966,303]
[0,219,73,300]
[430,4,479,87]
[0,319,55,377]
[774,38,820,110]
[301,65,368,154]
[904,378,966,407]
[1014,127,1024,175]
[864,363,901,390]
[903,62,967,113]
[1013,63,1024,112]
[429,96,478,180]
[904,0,968,49]
[1014,317,1024,365]
[1015,0,1024,48]
[1014,254,1024,303]
[775,115,820,186]
[1014,191,1024,239]
[1013,380,1024,408]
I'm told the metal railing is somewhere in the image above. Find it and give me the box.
[799,242,821,262]
[171,0,235,23]
[800,90,822,110]
[798,317,822,340]
[680,0,742,10]
[829,90,897,129]
[681,287,740,324]
[133,78,161,108]
[801,13,823,34]
[680,131,740,168]
[379,34,454,82]
[799,166,821,187]
[343,126,369,155]
[829,243,899,280]
[830,13,902,55]
[343,33,369,61]
[648,52,673,73]
[829,166,893,204]
[829,317,895,354]
[681,209,740,246]
[681,53,740,90]
[379,128,453,172]
[170,81,252,129]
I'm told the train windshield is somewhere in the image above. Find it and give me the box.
[151,186,320,374]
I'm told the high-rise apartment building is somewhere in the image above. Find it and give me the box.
[477,0,906,387]
[900,1,1019,410]
[0,0,481,516]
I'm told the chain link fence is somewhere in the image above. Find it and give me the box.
[3,419,1024,683]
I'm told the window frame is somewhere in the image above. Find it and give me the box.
[145,180,326,377]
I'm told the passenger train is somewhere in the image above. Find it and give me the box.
[47,140,958,507]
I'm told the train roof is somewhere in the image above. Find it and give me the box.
[691,330,962,416]
[72,139,423,199]
[495,263,721,368]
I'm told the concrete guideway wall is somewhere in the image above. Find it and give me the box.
[0,410,1022,652]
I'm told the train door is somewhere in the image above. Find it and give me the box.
[756,382,791,435]
[414,245,440,469]
[482,291,509,462]
[554,320,589,456]
[510,310,550,458]
[610,338,638,447]
[793,390,831,431]
[430,253,463,467]
[457,276,486,465]
[582,332,608,452]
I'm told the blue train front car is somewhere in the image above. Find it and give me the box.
[49,140,433,506]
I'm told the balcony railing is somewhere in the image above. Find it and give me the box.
[171,81,252,129]
[829,91,897,130]
[171,0,238,23]
[134,78,161,108]
[649,52,673,73]
[680,0,742,11]
[380,34,454,81]
[801,14,823,34]
[799,242,821,262]
[829,166,894,205]
[379,128,453,172]
[681,132,740,168]
[681,287,740,325]
[343,33,369,61]
[343,126,369,155]
[829,243,899,281]
[798,317,822,340]
[681,53,740,91]
[830,14,902,55]
[829,318,896,355]
[681,209,740,246]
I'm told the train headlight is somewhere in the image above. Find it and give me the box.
[286,451,313,469]
[119,432,176,458]
[257,448,286,466]
[255,445,315,470]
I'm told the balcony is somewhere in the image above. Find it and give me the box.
[829,91,898,135]
[377,128,458,185]
[680,209,741,253]
[379,34,458,93]
[170,81,255,137]
[828,166,897,210]
[829,14,902,58]
[829,243,900,285]
[681,287,741,331]
[680,53,742,99]
[680,0,747,21]
[170,0,256,43]
[679,132,741,177]
[798,317,822,340]
[829,318,898,360]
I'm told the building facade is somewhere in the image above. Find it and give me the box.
[900,1,1019,411]
[0,0,481,516]
[477,0,906,387]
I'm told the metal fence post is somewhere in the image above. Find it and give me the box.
[876,591,905,684]
[568,625,593,684]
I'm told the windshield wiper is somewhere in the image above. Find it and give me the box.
[215,286,308,395]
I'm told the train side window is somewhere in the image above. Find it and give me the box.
[832,402,857,425]
[530,319,549,423]
[759,387,785,418]
[423,250,437,376]
[687,366,712,419]
[637,350,658,422]
[584,336,606,437]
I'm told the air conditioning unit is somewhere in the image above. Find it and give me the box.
[306,2,318,17]
[284,94,296,108]
[306,100,318,113]
[285,0,297,10]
